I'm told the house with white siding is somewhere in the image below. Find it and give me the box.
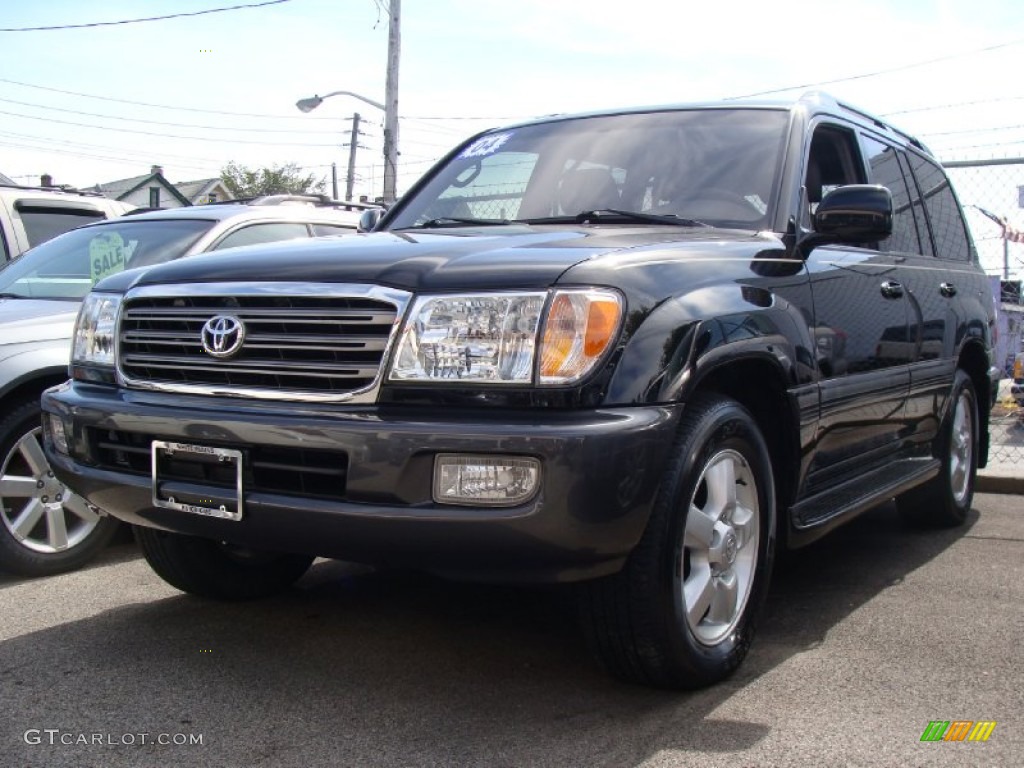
[88,165,233,209]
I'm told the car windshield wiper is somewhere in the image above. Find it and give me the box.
[403,216,512,229]
[519,209,709,227]
[0,292,27,299]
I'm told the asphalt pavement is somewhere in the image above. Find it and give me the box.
[1,494,1021,768]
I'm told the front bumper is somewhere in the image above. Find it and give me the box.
[42,383,680,583]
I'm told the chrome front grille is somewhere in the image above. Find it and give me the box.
[117,283,411,401]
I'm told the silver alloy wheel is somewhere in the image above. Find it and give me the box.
[949,389,974,506]
[0,425,100,554]
[681,448,760,646]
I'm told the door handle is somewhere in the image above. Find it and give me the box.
[940,282,957,297]
[880,280,904,299]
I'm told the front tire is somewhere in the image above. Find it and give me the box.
[134,527,314,600]
[579,393,775,689]
[897,369,978,528]
[0,399,120,576]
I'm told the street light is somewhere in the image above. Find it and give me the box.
[295,1,401,204]
[296,91,384,113]
[296,87,397,203]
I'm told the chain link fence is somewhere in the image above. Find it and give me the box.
[944,158,1024,476]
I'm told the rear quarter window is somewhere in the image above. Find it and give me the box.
[311,223,357,237]
[906,153,972,262]
[211,222,311,250]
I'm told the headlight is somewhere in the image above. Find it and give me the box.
[388,289,622,385]
[71,292,122,367]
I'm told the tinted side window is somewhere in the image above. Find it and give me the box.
[804,124,866,226]
[19,208,105,247]
[212,222,311,251]
[906,153,971,261]
[861,136,920,254]
[897,152,933,256]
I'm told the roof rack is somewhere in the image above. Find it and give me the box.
[120,206,169,216]
[247,193,381,210]
[799,91,931,154]
[0,181,105,198]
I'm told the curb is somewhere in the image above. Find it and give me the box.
[977,474,1024,494]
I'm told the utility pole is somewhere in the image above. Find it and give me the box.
[343,113,362,200]
[382,0,401,204]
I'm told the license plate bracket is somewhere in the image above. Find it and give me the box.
[152,440,243,521]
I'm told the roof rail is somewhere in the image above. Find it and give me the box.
[800,91,931,155]
[249,193,381,210]
[120,206,168,216]
[0,181,105,197]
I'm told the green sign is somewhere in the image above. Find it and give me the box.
[89,232,129,284]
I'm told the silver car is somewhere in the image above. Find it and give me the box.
[0,197,372,576]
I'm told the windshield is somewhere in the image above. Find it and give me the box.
[0,218,215,299]
[388,108,790,230]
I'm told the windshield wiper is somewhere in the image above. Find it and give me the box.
[0,292,27,300]
[519,209,709,227]
[404,216,512,229]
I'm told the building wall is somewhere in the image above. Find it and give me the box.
[120,184,188,209]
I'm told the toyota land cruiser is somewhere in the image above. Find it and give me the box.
[41,92,999,689]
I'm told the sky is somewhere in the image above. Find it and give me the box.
[1,0,1024,274]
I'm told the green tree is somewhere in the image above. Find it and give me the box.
[220,161,325,198]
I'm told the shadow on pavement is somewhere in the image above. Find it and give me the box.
[0,538,140,592]
[0,501,978,767]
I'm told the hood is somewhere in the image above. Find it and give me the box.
[102,225,766,294]
[0,298,78,345]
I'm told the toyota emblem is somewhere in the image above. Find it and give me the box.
[201,315,245,358]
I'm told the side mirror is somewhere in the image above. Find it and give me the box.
[358,208,384,233]
[814,184,893,242]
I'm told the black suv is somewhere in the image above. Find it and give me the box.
[42,93,999,689]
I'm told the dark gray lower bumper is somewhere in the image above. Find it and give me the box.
[42,383,681,583]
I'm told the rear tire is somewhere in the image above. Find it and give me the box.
[897,369,977,528]
[578,393,775,689]
[134,527,314,600]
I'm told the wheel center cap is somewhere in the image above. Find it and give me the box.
[723,531,738,565]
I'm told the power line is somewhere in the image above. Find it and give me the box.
[0,77,525,126]
[0,108,342,146]
[920,123,1024,138]
[0,77,335,120]
[403,114,524,121]
[725,38,1024,100]
[882,95,1024,117]
[0,96,342,134]
[938,139,1024,153]
[0,140,220,176]
[0,0,293,32]
[0,129,226,164]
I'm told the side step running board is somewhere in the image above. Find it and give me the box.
[788,458,941,548]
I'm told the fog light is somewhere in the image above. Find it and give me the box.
[47,414,69,455]
[433,454,541,506]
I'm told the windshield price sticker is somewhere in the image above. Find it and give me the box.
[459,132,512,159]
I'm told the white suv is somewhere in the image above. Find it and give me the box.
[1,182,134,262]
